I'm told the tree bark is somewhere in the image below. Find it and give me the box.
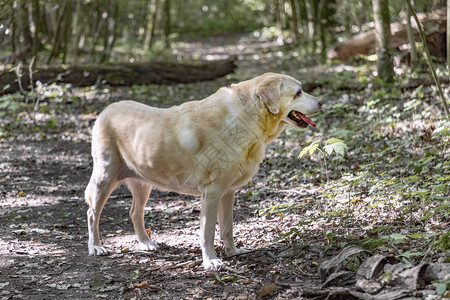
[405,2,417,70]
[47,0,68,64]
[372,0,394,82]
[304,0,315,53]
[288,0,299,39]
[274,0,283,33]
[317,0,327,63]
[447,0,450,69]
[101,2,119,63]
[11,1,16,53]
[31,0,40,58]
[144,0,159,51]
[0,58,237,95]
[61,0,73,64]
[163,0,171,49]
[19,0,33,57]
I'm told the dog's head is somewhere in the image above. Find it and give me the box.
[233,73,322,129]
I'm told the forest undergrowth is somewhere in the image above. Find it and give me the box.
[0,37,449,299]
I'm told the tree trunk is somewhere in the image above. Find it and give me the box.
[101,2,119,63]
[31,0,40,58]
[405,2,417,70]
[73,1,83,61]
[19,0,33,57]
[11,1,16,53]
[274,0,283,33]
[447,0,449,69]
[163,0,171,49]
[144,0,159,51]
[0,58,237,94]
[317,0,327,62]
[304,0,315,53]
[61,0,73,64]
[47,0,68,64]
[288,0,299,39]
[372,0,394,82]
[89,0,104,62]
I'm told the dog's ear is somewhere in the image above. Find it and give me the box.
[256,78,282,114]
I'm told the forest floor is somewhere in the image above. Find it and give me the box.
[0,34,449,299]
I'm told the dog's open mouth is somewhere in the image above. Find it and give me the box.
[288,110,317,128]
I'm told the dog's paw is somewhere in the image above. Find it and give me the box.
[89,246,109,256]
[203,258,225,270]
[138,240,159,251]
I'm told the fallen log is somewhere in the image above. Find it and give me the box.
[328,9,447,61]
[302,75,450,92]
[0,58,237,94]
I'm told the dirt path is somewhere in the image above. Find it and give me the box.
[0,35,327,299]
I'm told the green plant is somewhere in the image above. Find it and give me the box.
[298,138,348,182]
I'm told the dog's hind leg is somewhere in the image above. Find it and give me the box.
[126,179,159,251]
[85,172,118,256]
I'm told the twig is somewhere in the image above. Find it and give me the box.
[224,248,267,259]
[419,234,437,265]
[168,259,201,269]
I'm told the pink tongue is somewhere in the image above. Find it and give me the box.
[299,114,316,127]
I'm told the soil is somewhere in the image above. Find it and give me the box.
[0,34,448,300]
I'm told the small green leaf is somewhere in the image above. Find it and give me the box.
[90,278,105,291]
[409,233,425,239]
[298,141,320,159]
[326,138,343,144]
[46,118,58,128]
[323,141,348,156]
[400,250,423,260]
[383,233,408,244]
[436,282,447,296]
[129,270,141,280]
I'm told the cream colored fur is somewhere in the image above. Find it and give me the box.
[85,73,322,270]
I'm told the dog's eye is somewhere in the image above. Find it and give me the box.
[296,90,302,98]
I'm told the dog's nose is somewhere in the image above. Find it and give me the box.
[318,99,323,109]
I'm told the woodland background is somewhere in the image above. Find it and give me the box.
[0,0,449,299]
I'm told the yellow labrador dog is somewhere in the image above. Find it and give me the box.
[85,73,322,270]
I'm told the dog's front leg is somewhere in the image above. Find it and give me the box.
[200,186,223,270]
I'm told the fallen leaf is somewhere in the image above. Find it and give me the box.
[259,283,276,297]
[16,191,26,197]
[132,281,159,290]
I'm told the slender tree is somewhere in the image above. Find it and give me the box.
[406,0,450,118]
[287,0,299,39]
[47,0,69,64]
[304,0,315,54]
[405,2,417,70]
[274,0,283,33]
[447,0,449,69]
[163,0,171,49]
[372,0,394,82]
[19,0,33,55]
[31,0,40,58]
[144,0,159,51]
